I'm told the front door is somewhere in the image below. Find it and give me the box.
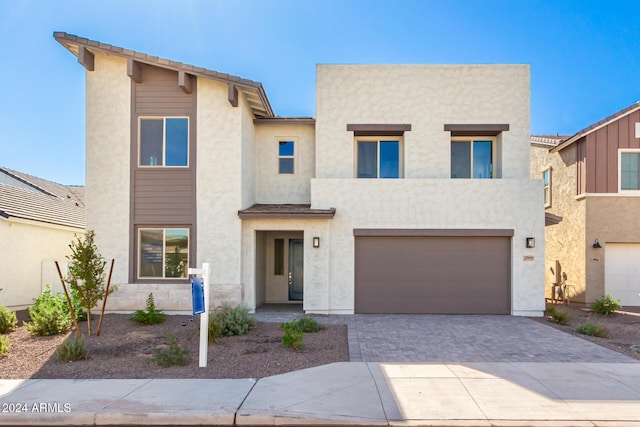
[288,239,304,300]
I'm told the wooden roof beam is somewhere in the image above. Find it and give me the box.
[78,46,94,71]
[127,59,142,83]
[228,83,238,107]
[178,71,193,94]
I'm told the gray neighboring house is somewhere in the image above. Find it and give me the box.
[0,167,85,309]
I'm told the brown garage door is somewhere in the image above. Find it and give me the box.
[354,232,511,314]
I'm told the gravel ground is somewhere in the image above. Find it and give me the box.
[0,313,348,379]
[530,303,640,361]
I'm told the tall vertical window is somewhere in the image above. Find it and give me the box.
[274,238,284,275]
[356,139,401,178]
[543,168,552,207]
[451,138,493,179]
[620,150,640,191]
[139,228,189,279]
[278,141,295,174]
[140,117,189,167]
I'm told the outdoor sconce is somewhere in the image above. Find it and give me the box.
[313,237,320,248]
[593,239,602,249]
[526,237,535,248]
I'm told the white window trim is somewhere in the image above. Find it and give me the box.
[618,148,640,193]
[138,227,190,280]
[354,136,404,179]
[277,138,296,175]
[543,167,552,208]
[451,136,496,179]
[138,116,190,168]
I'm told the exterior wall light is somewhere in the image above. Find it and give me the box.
[526,237,535,248]
[593,239,602,249]
[313,237,320,248]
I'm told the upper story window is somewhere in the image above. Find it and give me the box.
[139,117,189,167]
[139,228,189,279]
[451,137,494,179]
[356,138,402,178]
[278,140,295,174]
[543,167,552,207]
[619,149,640,191]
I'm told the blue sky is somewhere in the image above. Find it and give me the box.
[1,0,639,185]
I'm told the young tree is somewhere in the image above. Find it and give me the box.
[67,230,109,336]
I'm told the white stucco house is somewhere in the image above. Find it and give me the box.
[0,167,84,309]
[55,32,544,316]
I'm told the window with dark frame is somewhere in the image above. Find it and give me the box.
[278,141,294,174]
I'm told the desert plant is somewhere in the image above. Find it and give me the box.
[207,315,223,344]
[575,322,608,338]
[281,320,304,350]
[67,230,111,336]
[152,334,189,367]
[545,306,570,325]
[56,336,88,361]
[590,294,621,316]
[24,286,72,336]
[0,305,18,334]
[295,317,325,333]
[131,293,166,325]
[0,334,10,356]
[213,303,256,336]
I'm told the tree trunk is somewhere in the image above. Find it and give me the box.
[86,307,92,336]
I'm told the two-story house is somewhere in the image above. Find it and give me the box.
[56,32,544,316]
[531,102,640,307]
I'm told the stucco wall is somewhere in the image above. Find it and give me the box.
[585,196,640,302]
[255,123,315,203]
[85,53,131,285]
[311,178,545,315]
[315,64,531,180]
[0,220,81,309]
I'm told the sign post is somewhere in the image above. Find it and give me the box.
[188,262,210,367]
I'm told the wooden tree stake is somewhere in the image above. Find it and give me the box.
[96,259,115,336]
[55,261,82,337]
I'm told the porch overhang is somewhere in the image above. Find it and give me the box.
[238,204,336,219]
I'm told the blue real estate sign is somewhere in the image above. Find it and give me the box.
[191,277,205,315]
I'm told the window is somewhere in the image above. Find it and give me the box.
[620,150,640,191]
[278,141,294,174]
[274,238,284,275]
[356,139,401,178]
[140,117,189,167]
[451,138,493,179]
[139,228,189,279]
[543,168,552,207]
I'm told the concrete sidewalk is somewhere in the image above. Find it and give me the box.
[2,362,640,426]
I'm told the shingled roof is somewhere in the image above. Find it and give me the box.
[54,31,275,118]
[0,167,85,229]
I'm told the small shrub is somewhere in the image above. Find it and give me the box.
[296,317,325,333]
[0,334,10,356]
[152,334,189,367]
[575,322,608,338]
[281,320,304,350]
[545,306,570,325]
[24,286,72,336]
[590,294,621,315]
[213,303,256,336]
[56,336,88,361]
[131,293,166,325]
[207,316,223,344]
[0,305,18,334]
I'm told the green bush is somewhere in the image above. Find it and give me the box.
[281,320,303,350]
[207,315,223,344]
[575,322,608,338]
[56,336,88,361]
[590,294,621,315]
[545,306,570,325]
[131,293,166,325]
[213,303,256,336]
[0,305,18,334]
[24,286,72,336]
[0,334,10,356]
[152,334,189,367]
[296,317,324,333]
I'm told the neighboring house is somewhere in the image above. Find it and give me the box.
[55,32,544,316]
[531,101,640,307]
[0,167,85,309]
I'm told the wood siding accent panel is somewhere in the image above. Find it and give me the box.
[631,110,640,148]
[585,133,597,193]
[606,121,619,193]
[135,65,193,115]
[577,139,586,195]
[595,127,608,193]
[133,170,193,224]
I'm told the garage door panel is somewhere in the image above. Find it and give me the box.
[355,236,511,314]
[605,244,640,306]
